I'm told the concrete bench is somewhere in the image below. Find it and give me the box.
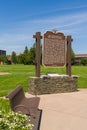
[6,85,40,118]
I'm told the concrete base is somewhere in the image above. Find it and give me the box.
[29,74,78,95]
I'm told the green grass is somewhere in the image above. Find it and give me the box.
[0,65,87,97]
[0,65,35,96]
[72,66,87,88]
[0,98,11,113]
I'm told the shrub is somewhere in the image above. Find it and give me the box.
[0,110,33,130]
[81,59,87,66]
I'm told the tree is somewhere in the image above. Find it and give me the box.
[11,51,17,64]
[10,44,42,65]
[0,55,7,64]
[29,44,36,64]
[17,53,24,64]
[40,43,42,64]
[22,46,30,65]
[81,59,87,65]
[24,46,29,54]
[71,48,75,65]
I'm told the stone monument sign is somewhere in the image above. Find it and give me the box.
[42,31,66,67]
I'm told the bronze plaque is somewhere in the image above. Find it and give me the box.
[42,31,66,66]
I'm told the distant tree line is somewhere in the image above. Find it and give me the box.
[0,43,42,65]
[1,43,86,66]
[11,44,36,65]
[0,55,7,64]
[0,44,36,65]
[80,59,87,65]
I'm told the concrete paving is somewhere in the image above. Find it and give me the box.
[26,89,87,130]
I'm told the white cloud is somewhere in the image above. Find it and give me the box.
[0,10,87,54]
[22,11,87,33]
[25,4,87,18]
[32,12,87,24]
[0,34,32,43]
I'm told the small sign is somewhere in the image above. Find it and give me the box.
[42,31,66,67]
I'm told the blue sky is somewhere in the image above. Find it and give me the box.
[0,0,87,54]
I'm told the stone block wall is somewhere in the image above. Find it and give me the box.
[29,75,78,95]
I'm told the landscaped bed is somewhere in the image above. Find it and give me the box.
[0,98,33,130]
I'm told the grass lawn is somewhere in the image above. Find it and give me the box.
[0,98,11,113]
[0,65,87,97]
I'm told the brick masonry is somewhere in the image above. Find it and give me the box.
[29,75,78,95]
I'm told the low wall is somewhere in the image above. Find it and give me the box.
[29,75,78,95]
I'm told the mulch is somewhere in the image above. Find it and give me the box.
[30,109,42,130]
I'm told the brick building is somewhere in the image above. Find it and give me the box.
[75,54,87,64]
[0,50,6,56]
[0,50,6,64]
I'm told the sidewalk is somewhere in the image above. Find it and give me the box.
[26,89,87,130]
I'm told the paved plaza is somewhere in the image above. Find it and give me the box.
[26,89,87,130]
